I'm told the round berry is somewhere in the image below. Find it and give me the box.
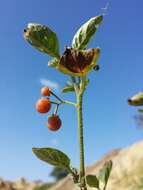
[41,87,50,96]
[47,114,62,131]
[36,98,51,113]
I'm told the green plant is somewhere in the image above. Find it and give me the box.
[24,15,112,190]
[128,92,143,112]
[138,177,143,190]
[128,92,143,129]
[34,183,53,190]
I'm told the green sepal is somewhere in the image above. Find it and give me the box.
[32,147,71,171]
[98,160,112,190]
[128,92,143,106]
[24,23,60,58]
[57,47,100,76]
[86,175,99,188]
[72,15,103,50]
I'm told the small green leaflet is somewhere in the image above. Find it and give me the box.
[62,83,75,93]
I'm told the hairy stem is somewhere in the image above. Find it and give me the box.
[77,92,87,190]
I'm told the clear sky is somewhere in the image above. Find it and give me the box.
[0,0,143,182]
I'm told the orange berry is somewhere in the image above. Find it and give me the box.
[36,98,51,113]
[47,114,62,131]
[41,87,50,96]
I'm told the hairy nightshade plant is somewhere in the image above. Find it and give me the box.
[24,15,112,190]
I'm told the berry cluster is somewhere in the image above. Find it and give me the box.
[36,87,62,131]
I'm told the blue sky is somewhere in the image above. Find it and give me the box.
[0,0,143,182]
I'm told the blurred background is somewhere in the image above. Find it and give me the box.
[0,0,143,189]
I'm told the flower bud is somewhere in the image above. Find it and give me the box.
[128,92,143,106]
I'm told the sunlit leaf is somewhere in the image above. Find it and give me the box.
[99,160,112,190]
[72,15,103,50]
[24,23,60,58]
[32,147,71,170]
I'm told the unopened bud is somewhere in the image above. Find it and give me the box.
[128,92,143,106]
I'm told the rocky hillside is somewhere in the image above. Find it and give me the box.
[1,140,143,190]
[0,178,41,190]
[0,178,53,190]
[49,140,143,190]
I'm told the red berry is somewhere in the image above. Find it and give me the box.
[36,98,51,113]
[41,87,50,96]
[47,114,62,131]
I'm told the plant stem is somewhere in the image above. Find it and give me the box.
[54,104,59,115]
[50,91,63,102]
[62,100,77,107]
[50,90,77,107]
[50,101,59,105]
[77,92,87,190]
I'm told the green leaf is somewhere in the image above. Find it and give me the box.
[32,147,71,170]
[62,83,75,93]
[24,23,60,58]
[72,15,103,50]
[86,175,99,188]
[128,92,143,106]
[98,160,112,190]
